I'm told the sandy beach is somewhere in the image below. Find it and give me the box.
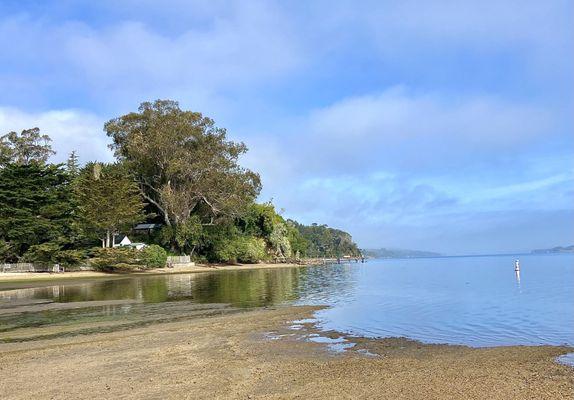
[0,305,572,399]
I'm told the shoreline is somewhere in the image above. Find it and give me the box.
[0,305,572,399]
[0,262,314,288]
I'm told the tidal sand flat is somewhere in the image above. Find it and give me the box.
[0,306,572,400]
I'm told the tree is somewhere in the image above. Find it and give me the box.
[160,215,204,255]
[0,163,75,261]
[66,150,80,176]
[75,163,145,247]
[0,128,55,166]
[104,100,261,228]
[288,220,360,258]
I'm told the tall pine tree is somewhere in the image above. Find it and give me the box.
[0,163,75,261]
[75,163,145,247]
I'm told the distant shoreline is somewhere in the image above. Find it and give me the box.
[372,252,574,260]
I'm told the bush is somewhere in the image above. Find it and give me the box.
[22,244,86,267]
[53,249,85,266]
[213,238,238,263]
[235,237,267,263]
[212,236,267,264]
[141,244,167,268]
[89,247,141,272]
[22,242,61,264]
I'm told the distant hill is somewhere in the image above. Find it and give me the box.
[531,245,574,254]
[362,248,441,259]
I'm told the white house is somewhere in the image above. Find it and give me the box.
[113,236,147,250]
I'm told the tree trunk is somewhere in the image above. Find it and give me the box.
[106,230,111,248]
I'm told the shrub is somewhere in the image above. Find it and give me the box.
[89,247,141,272]
[22,242,61,264]
[211,236,267,264]
[141,244,167,268]
[53,249,85,267]
[235,237,267,263]
[213,238,238,263]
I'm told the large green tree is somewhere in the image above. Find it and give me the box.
[0,163,75,262]
[75,163,145,247]
[104,100,261,228]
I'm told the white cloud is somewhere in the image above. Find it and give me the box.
[253,87,561,181]
[0,107,111,164]
[0,2,305,112]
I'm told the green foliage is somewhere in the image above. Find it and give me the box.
[75,162,145,247]
[22,242,61,264]
[160,215,203,255]
[90,245,166,272]
[66,150,80,177]
[206,234,267,264]
[0,127,55,166]
[239,203,276,238]
[269,221,292,259]
[0,111,361,268]
[89,247,142,272]
[104,100,261,233]
[141,244,167,268]
[0,163,77,262]
[205,223,239,263]
[23,243,85,266]
[0,240,15,262]
[289,221,361,258]
[237,202,300,259]
[53,249,85,266]
[286,222,308,259]
[234,237,267,263]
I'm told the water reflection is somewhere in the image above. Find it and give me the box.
[0,264,359,342]
[4,255,570,347]
[0,264,358,308]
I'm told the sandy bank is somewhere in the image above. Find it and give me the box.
[0,305,572,399]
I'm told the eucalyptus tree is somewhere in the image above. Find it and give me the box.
[0,128,55,166]
[104,100,261,230]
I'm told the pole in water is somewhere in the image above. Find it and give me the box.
[514,259,520,272]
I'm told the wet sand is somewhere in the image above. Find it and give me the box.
[0,305,572,399]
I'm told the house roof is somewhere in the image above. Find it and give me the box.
[134,223,162,230]
[113,235,131,244]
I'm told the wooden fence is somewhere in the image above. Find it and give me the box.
[1,263,54,273]
[166,255,192,266]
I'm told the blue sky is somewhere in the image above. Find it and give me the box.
[0,0,572,254]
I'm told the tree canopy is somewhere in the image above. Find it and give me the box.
[104,100,261,229]
[0,128,55,166]
[75,163,145,247]
[0,102,361,268]
[0,163,75,261]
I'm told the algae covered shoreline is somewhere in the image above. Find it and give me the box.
[0,304,572,399]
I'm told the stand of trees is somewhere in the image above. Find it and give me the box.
[0,100,360,271]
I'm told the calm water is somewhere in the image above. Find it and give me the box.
[0,254,572,347]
